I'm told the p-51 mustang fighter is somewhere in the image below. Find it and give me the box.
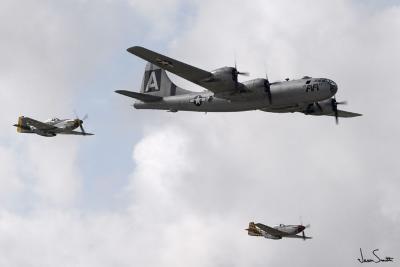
[246,222,312,240]
[116,46,361,124]
[13,115,93,137]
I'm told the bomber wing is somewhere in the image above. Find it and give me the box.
[327,110,362,118]
[127,46,258,100]
[127,46,212,87]
[255,223,286,237]
[23,117,57,131]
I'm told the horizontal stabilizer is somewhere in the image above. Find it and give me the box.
[115,90,162,102]
[13,122,32,133]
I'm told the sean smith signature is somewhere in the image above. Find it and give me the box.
[358,248,394,263]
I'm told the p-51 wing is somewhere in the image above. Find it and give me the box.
[255,223,286,237]
[59,130,94,136]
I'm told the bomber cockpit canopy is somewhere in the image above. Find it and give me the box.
[326,79,338,93]
[327,79,337,86]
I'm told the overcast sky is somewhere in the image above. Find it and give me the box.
[0,0,399,266]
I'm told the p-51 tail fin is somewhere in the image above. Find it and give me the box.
[13,116,32,133]
[246,222,263,236]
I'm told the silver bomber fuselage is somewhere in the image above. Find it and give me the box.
[133,77,337,112]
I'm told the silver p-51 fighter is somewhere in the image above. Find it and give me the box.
[116,46,361,124]
[246,221,312,240]
[13,115,93,137]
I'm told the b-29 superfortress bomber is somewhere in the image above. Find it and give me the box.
[116,46,361,124]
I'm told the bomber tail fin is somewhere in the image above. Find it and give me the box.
[140,62,191,97]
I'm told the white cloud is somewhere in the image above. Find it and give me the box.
[128,0,183,38]
[1,0,400,266]
[26,139,82,208]
[0,147,24,207]
[128,125,191,220]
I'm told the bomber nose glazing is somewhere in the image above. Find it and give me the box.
[328,79,338,95]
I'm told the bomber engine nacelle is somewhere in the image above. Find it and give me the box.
[205,67,248,92]
[245,78,271,94]
[210,67,237,83]
[201,66,252,94]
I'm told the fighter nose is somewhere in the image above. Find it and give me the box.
[74,119,82,127]
[299,225,305,231]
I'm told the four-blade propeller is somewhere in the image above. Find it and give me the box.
[232,64,250,78]
[331,97,347,124]
[232,61,249,92]
[264,73,272,104]
[299,217,311,241]
[74,111,89,135]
